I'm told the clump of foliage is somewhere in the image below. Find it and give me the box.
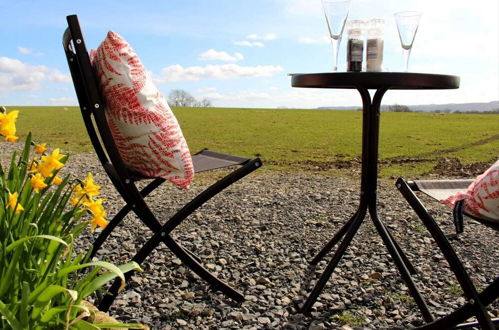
[0,107,145,329]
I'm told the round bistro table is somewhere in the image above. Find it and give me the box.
[291,72,460,318]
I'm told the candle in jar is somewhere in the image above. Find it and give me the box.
[367,38,384,72]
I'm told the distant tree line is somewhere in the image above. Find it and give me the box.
[168,89,212,108]
[383,104,499,114]
[387,104,411,112]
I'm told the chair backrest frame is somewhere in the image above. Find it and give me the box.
[62,15,134,193]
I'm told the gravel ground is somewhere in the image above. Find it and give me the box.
[2,143,498,329]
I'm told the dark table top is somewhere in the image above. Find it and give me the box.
[291,72,460,90]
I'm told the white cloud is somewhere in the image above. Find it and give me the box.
[17,46,44,56]
[156,64,283,82]
[202,92,225,100]
[47,97,76,105]
[196,87,218,93]
[0,57,71,91]
[199,49,244,62]
[233,40,265,47]
[17,46,32,54]
[203,91,272,104]
[298,36,329,44]
[286,0,322,15]
[209,88,357,108]
[246,33,277,41]
[47,71,72,83]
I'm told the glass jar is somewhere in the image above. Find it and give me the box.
[346,20,364,72]
[366,19,384,72]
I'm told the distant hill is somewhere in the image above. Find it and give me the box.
[318,100,499,112]
[406,101,499,112]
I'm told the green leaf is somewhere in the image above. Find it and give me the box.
[37,285,78,303]
[31,286,78,320]
[93,323,149,329]
[20,282,30,327]
[27,278,49,305]
[0,299,23,330]
[58,261,140,294]
[72,319,100,330]
[0,240,24,297]
[40,304,89,323]
[17,133,33,184]
[39,306,67,323]
[79,262,142,299]
[4,234,68,253]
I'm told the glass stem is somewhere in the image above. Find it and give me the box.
[403,47,412,72]
[331,37,341,72]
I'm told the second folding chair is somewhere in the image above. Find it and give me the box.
[396,177,498,329]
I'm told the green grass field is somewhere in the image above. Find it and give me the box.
[8,106,499,178]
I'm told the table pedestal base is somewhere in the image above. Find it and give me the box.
[300,87,433,323]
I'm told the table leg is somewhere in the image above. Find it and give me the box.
[380,221,417,275]
[369,205,434,322]
[301,204,367,314]
[310,210,359,265]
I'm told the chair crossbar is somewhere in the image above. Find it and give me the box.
[63,14,262,311]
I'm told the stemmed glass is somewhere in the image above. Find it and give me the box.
[394,11,422,72]
[321,0,351,71]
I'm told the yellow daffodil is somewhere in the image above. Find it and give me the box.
[84,198,108,230]
[7,192,24,214]
[70,196,83,207]
[71,186,90,206]
[35,143,47,154]
[84,198,105,216]
[81,173,100,197]
[51,175,63,185]
[31,173,48,193]
[90,215,108,231]
[5,135,19,142]
[0,110,19,142]
[38,148,65,177]
[28,161,38,173]
[72,173,101,204]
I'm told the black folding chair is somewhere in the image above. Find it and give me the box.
[62,15,262,311]
[396,177,499,329]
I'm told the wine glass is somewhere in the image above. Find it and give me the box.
[322,0,351,71]
[394,11,422,72]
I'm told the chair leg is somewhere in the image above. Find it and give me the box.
[98,159,261,311]
[396,178,495,329]
[98,233,244,312]
[89,178,165,259]
[415,277,499,329]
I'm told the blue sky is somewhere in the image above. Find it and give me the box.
[1,0,498,108]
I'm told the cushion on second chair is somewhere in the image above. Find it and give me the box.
[90,31,194,188]
[443,159,499,222]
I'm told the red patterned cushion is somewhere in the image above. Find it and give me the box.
[91,31,194,188]
[443,159,499,222]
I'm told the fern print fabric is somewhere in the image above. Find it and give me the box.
[443,159,499,222]
[91,31,194,188]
